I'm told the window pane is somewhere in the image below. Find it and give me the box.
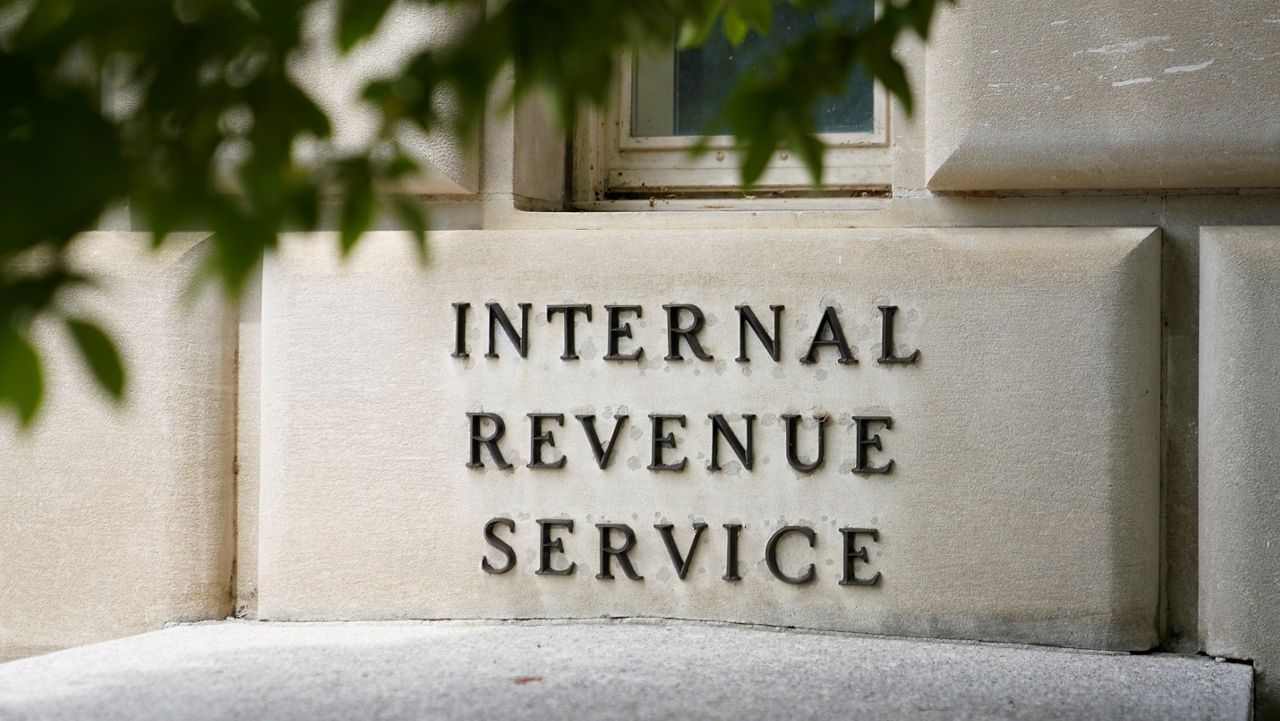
[632,0,875,137]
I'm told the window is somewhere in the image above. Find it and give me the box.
[573,0,890,205]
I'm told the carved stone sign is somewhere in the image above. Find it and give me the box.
[457,299,914,588]
[258,228,1160,650]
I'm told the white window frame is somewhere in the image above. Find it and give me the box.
[572,44,892,208]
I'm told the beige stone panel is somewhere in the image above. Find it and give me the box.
[290,1,480,195]
[235,270,262,618]
[1199,226,1280,718]
[0,233,236,661]
[925,1,1280,190]
[511,95,567,209]
[258,228,1160,650]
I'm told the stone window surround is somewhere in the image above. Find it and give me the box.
[569,49,893,207]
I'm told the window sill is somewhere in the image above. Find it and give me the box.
[571,194,891,213]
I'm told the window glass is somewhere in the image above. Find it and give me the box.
[632,0,875,137]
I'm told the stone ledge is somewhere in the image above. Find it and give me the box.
[0,620,1252,721]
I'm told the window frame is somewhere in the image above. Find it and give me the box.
[572,45,892,207]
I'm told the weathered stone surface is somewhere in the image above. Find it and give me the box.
[924,1,1280,190]
[0,233,236,662]
[0,620,1254,721]
[289,1,480,194]
[257,228,1160,650]
[1199,226,1280,718]
[235,270,262,618]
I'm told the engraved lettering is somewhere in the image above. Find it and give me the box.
[481,517,516,574]
[723,523,743,581]
[485,302,531,358]
[735,304,783,363]
[654,522,708,580]
[765,525,816,585]
[707,413,755,471]
[527,413,567,469]
[852,415,894,474]
[663,303,714,361]
[603,304,644,361]
[576,414,627,469]
[451,302,470,358]
[839,527,882,586]
[782,413,826,473]
[536,519,576,576]
[877,305,920,365]
[596,523,644,580]
[547,304,593,360]
[801,306,856,365]
[466,412,513,470]
[648,414,687,472]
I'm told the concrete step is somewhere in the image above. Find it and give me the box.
[0,619,1252,721]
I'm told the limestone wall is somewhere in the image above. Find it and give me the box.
[3,0,1280,715]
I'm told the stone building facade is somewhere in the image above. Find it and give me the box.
[2,1,1279,717]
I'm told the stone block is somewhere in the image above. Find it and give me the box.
[0,233,236,661]
[925,1,1280,190]
[1199,226,1280,718]
[235,271,262,618]
[258,227,1160,650]
[0,620,1254,721]
[290,1,480,195]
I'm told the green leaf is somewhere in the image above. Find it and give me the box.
[721,6,749,45]
[861,49,913,115]
[337,0,396,52]
[789,128,825,186]
[0,326,43,426]
[678,8,722,48]
[906,0,942,36]
[739,133,778,187]
[11,0,73,49]
[338,168,374,256]
[65,318,125,401]
[390,196,428,262]
[735,0,772,35]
